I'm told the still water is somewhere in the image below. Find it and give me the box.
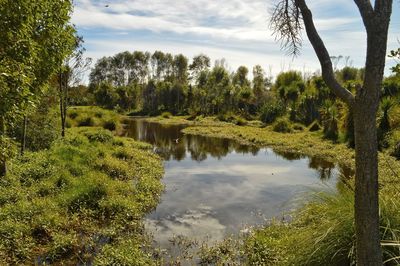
[125,119,343,248]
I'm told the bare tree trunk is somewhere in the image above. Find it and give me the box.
[353,103,382,265]
[0,116,7,177]
[59,70,66,138]
[21,115,27,155]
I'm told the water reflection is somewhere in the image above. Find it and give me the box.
[126,119,337,180]
[125,119,262,162]
[126,118,344,249]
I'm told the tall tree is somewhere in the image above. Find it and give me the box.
[253,65,266,102]
[271,1,393,264]
[189,54,211,82]
[0,0,75,176]
[59,37,91,137]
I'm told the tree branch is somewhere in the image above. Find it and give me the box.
[354,0,374,27]
[296,0,355,106]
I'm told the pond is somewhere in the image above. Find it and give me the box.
[125,118,347,250]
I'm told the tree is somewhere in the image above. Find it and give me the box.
[0,0,75,176]
[271,0,393,264]
[189,54,211,82]
[252,65,266,104]
[59,37,91,137]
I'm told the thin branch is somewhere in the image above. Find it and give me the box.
[270,0,303,56]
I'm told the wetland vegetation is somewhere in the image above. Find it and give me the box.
[1,0,400,265]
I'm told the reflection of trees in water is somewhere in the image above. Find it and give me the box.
[308,156,335,180]
[273,149,305,161]
[126,120,261,161]
[273,149,337,180]
[127,120,352,182]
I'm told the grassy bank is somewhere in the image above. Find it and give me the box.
[145,115,400,265]
[0,107,164,265]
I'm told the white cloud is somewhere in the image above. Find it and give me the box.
[73,0,400,80]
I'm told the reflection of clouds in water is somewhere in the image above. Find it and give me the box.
[166,164,291,178]
[127,119,340,251]
[146,204,226,246]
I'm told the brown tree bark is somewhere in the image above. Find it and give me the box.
[59,70,66,138]
[0,116,7,177]
[295,0,393,264]
[21,115,27,155]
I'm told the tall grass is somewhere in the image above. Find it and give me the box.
[0,126,164,264]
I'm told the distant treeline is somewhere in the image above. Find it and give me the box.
[72,50,400,150]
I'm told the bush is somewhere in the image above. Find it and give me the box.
[98,156,133,180]
[103,120,117,131]
[309,120,321,132]
[161,112,172,118]
[68,111,79,120]
[391,141,400,159]
[217,113,247,126]
[292,123,305,131]
[77,117,95,127]
[66,182,107,213]
[85,130,113,143]
[235,117,247,126]
[259,101,285,124]
[272,118,292,133]
[95,111,103,118]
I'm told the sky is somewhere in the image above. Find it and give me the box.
[72,0,400,80]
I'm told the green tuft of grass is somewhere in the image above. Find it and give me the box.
[0,124,164,264]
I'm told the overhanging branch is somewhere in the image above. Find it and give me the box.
[296,0,355,106]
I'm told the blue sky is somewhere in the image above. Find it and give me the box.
[72,0,400,79]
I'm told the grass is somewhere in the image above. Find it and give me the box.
[67,106,123,134]
[0,107,164,264]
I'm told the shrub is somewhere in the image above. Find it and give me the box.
[103,120,117,131]
[77,117,95,127]
[309,120,321,132]
[98,156,133,180]
[85,130,113,143]
[272,118,292,133]
[259,101,285,124]
[235,117,247,126]
[66,182,107,213]
[391,141,400,159]
[292,123,305,131]
[161,112,172,118]
[95,111,103,118]
[68,111,79,120]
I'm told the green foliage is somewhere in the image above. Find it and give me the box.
[389,48,400,74]
[308,120,322,132]
[382,75,400,97]
[84,129,114,143]
[259,99,285,124]
[217,112,248,126]
[320,100,339,141]
[67,107,121,130]
[77,117,95,127]
[103,120,117,131]
[391,141,400,159]
[161,111,172,118]
[0,124,164,264]
[0,0,76,166]
[272,117,293,133]
[275,71,303,89]
[338,67,360,83]
[94,239,156,266]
